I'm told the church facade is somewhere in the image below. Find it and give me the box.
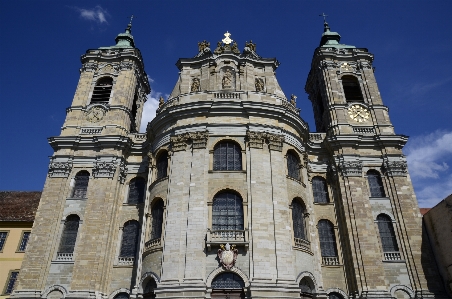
[11,22,447,299]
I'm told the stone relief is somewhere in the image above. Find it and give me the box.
[191,78,200,92]
[246,131,284,151]
[198,40,210,52]
[222,68,234,89]
[118,158,128,184]
[93,160,117,178]
[255,78,264,92]
[338,159,363,177]
[383,159,408,177]
[231,41,241,54]
[218,243,238,270]
[48,160,73,178]
[245,40,256,52]
[213,41,225,54]
[170,131,209,151]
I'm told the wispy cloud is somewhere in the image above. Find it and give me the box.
[139,90,169,132]
[404,130,452,207]
[71,6,110,24]
[395,76,452,100]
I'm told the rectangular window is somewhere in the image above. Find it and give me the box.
[18,232,31,252]
[0,232,8,251]
[4,271,19,295]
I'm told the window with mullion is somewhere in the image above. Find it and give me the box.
[0,232,7,251]
[212,192,244,231]
[211,272,245,289]
[318,220,338,257]
[59,215,80,253]
[367,170,385,197]
[312,177,329,203]
[72,171,89,198]
[120,221,140,257]
[377,214,399,252]
[292,199,306,240]
[5,271,19,294]
[150,200,164,240]
[287,152,300,180]
[213,142,242,171]
[18,232,30,251]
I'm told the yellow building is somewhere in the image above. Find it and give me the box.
[0,192,40,299]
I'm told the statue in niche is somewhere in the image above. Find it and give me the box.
[255,78,264,92]
[159,96,165,108]
[245,40,256,52]
[191,78,200,92]
[222,69,233,89]
[290,94,297,106]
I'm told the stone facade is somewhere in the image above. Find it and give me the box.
[11,23,448,299]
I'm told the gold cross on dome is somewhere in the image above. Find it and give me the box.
[222,31,233,45]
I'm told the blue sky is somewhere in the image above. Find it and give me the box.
[0,1,451,208]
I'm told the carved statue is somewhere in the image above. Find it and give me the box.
[197,40,210,52]
[290,94,297,106]
[231,41,240,54]
[214,41,224,54]
[191,78,200,92]
[245,40,256,52]
[159,96,165,108]
[255,78,264,92]
[222,69,233,89]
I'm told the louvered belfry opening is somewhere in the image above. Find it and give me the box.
[318,220,338,257]
[292,199,306,240]
[312,176,329,203]
[91,77,113,104]
[213,142,242,171]
[212,192,244,231]
[120,220,140,257]
[367,170,386,197]
[127,177,146,204]
[59,215,80,253]
[287,151,300,180]
[72,171,89,198]
[150,199,164,240]
[377,214,399,252]
[342,75,364,102]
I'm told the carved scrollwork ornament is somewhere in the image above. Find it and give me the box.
[338,160,362,177]
[93,159,117,179]
[188,131,209,149]
[246,130,265,149]
[118,158,128,184]
[80,62,97,73]
[48,159,73,178]
[383,159,408,177]
[266,132,284,151]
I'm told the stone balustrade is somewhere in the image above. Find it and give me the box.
[117,257,134,265]
[56,252,73,261]
[145,238,161,249]
[384,251,402,261]
[322,256,340,266]
[294,237,310,249]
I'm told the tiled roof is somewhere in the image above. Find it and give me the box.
[0,191,41,222]
[420,208,431,216]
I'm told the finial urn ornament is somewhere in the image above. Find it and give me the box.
[222,31,233,45]
[218,243,238,270]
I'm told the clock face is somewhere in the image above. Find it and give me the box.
[86,107,105,123]
[348,104,370,122]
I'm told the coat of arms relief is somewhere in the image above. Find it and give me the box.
[217,243,238,270]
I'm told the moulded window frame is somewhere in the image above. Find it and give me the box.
[365,169,388,199]
[206,190,249,250]
[144,198,166,255]
[311,175,331,205]
[88,76,115,106]
[374,214,403,262]
[317,220,343,267]
[123,176,147,205]
[0,230,10,253]
[339,74,366,104]
[68,170,91,200]
[289,198,311,254]
[52,215,83,264]
[16,230,31,253]
[209,138,246,173]
[2,269,19,295]
[285,150,302,183]
[115,220,141,267]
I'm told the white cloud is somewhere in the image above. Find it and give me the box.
[147,76,155,84]
[139,90,168,132]
[404,130,452,179]
[404,130,452,207]
[72,6,109,24]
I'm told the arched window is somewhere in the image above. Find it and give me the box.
[91,77,113,104]
[213,142,242,171]
[376,214,399,252]
[150,199,164,240]
[312,177,329,203]
[299,277,314,299]
[367,170,385,197]
[211,272,245,289]
[156,151,168,179]
[120,220,140,257]
[287,151,300,180]
[328,292,344,299]
[143,278,157,299]
[59,215,80,254]
[128,177,146,204]
[212,192,244,231]
[113,293,129,299]
[318,220,338,257]
[72,171,89,198]
[292,199,306,240]
[342,75,364,102]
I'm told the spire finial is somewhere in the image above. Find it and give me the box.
[319,13,330,32]
[125,15,134,33]
[319,12,328,23]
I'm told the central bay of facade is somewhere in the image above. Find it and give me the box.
[13,27,444,299]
